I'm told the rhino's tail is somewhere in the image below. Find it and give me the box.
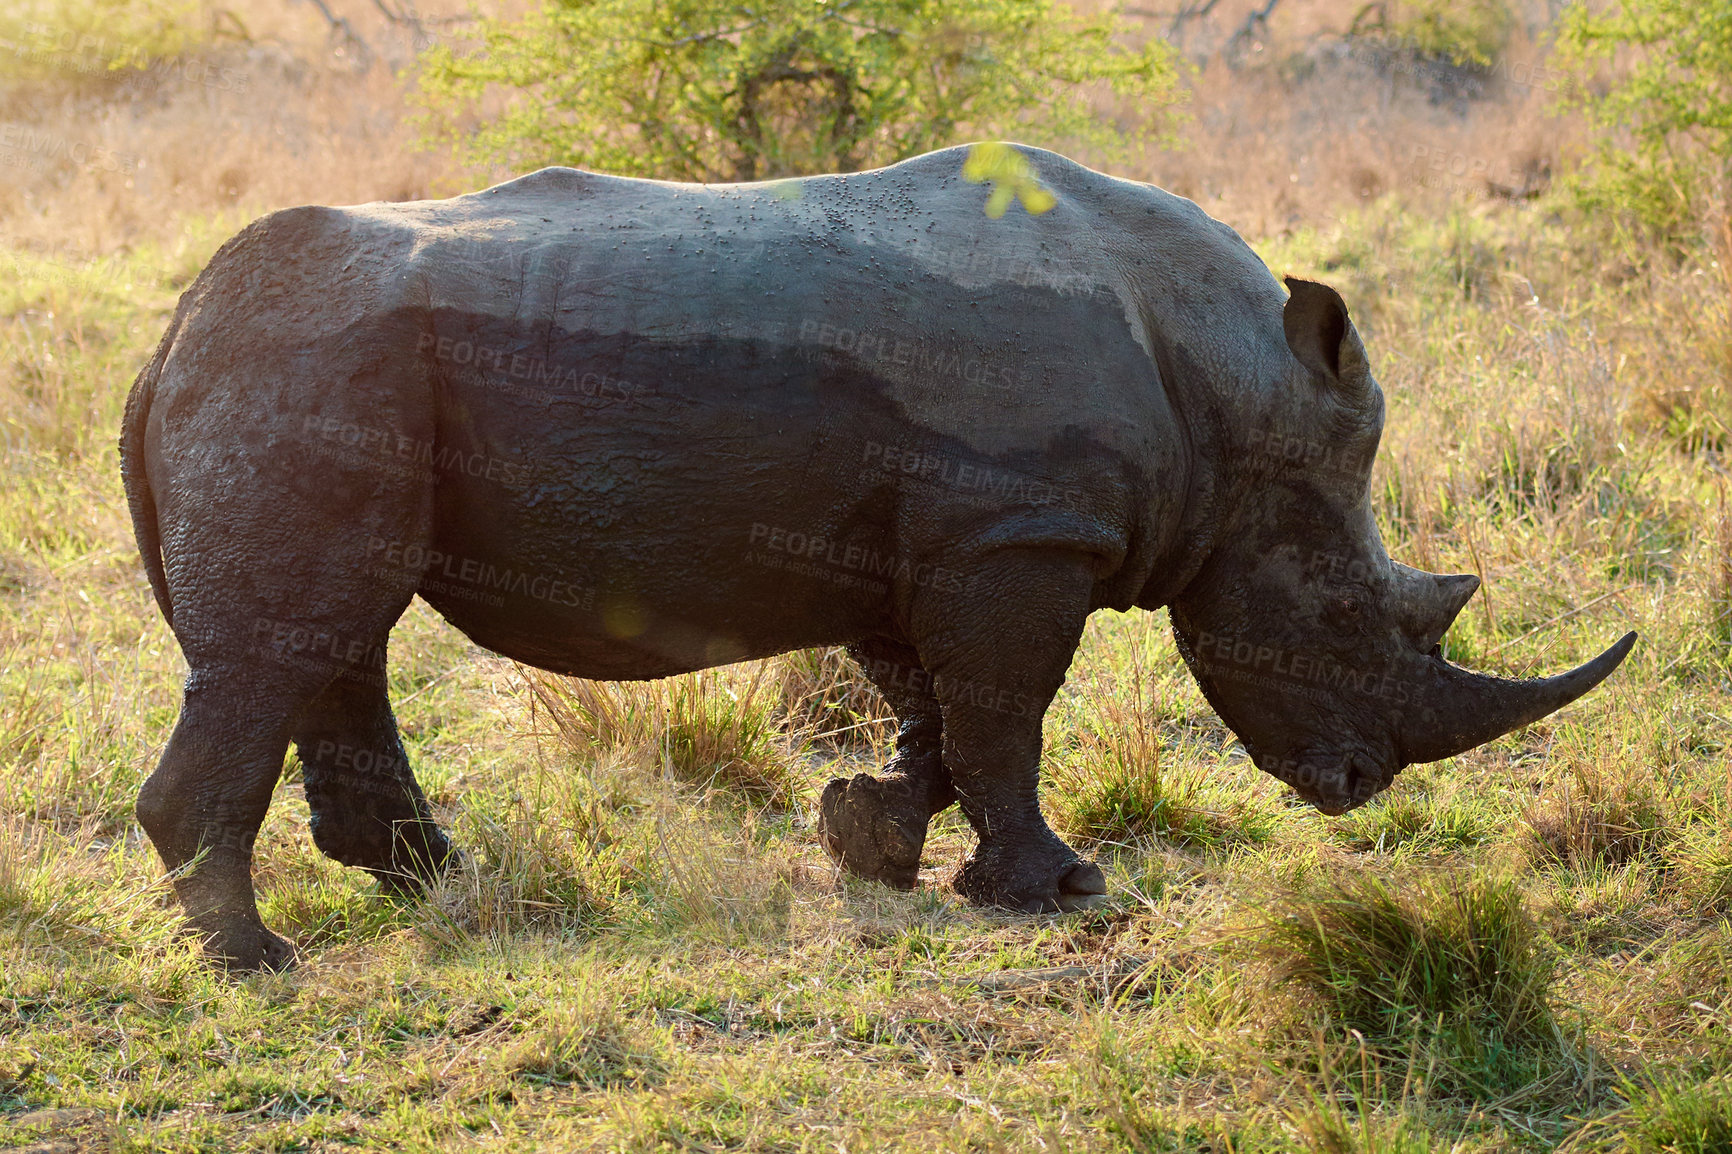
[119,308,182,632]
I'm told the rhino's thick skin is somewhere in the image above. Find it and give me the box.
[120,145,1633,969]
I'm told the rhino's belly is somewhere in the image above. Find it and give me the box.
[402,324,932,677]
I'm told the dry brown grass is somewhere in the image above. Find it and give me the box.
[1523,758,1672,870]
[523,663,812,807]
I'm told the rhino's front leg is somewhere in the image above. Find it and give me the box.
[917,549,1107,913]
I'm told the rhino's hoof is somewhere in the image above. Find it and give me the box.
[372,834,463,898]
[202,922,297,973]
[1054,861,1110,912]
[955,851,1109,915]
[817,773,927,890]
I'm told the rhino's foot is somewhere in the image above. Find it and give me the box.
[308,805,456,897]
[366,824,459,898]
[817,773,931,890]
[189,911,297,973]
[953,840,1108,914]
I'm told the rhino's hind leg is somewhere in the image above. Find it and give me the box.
[817,638,957,889]
[292,672,454,894]
[136,666,327,972]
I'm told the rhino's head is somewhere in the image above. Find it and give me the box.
[1169,277,1634,814]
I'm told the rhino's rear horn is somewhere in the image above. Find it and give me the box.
[1392,563,1480,651]
[1398,631,1638,766]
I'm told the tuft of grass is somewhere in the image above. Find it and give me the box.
[1335,789,1496,855]
[1048,644,1276,851]
[1291,1103,1443,1154]
[1523,760,1671,870]
[1713,478,1732,663]
[1255,868,1564,1095]
[1670,831,1732,918]
[1623,1075,1732,1154]
[492,988,668,1092]
[526,664,809,808]
[766,645,892,747]
[648,817,793,944]
[417,772,635,948]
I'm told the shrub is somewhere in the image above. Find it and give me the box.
[413,0,1185,180]
[0,0,209,85]
[1349,0,1513,68]
[1555,0,1732,242]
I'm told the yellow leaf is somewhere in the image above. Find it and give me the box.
[963,142,1058,218]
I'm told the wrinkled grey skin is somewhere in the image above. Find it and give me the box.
[120,145,1634,970]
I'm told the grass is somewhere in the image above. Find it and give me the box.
[1619,1077,1732,1154]
[1046,640,1281,853]
[526,664,812,809]
[2,0,1731,1149]
[1253,868,1568,1098]
[1334,787,1498,857]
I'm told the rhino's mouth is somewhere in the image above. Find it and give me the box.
[1260,749,1392,815]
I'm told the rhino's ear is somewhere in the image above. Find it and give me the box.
[1283,277,1372,403]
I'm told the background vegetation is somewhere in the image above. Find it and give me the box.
[0,0,1729,1149]
[414,0,1185,180]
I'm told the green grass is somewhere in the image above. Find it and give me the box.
[1623,1076,1732,1154]
[1253,868,1568,1097]
[2,144,1731,1152]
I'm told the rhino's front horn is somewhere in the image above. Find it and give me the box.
[1397,631,1637,765]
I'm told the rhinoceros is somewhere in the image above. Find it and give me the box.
[120,144,1634,969]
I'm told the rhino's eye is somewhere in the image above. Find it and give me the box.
[1340,597,1362,617]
